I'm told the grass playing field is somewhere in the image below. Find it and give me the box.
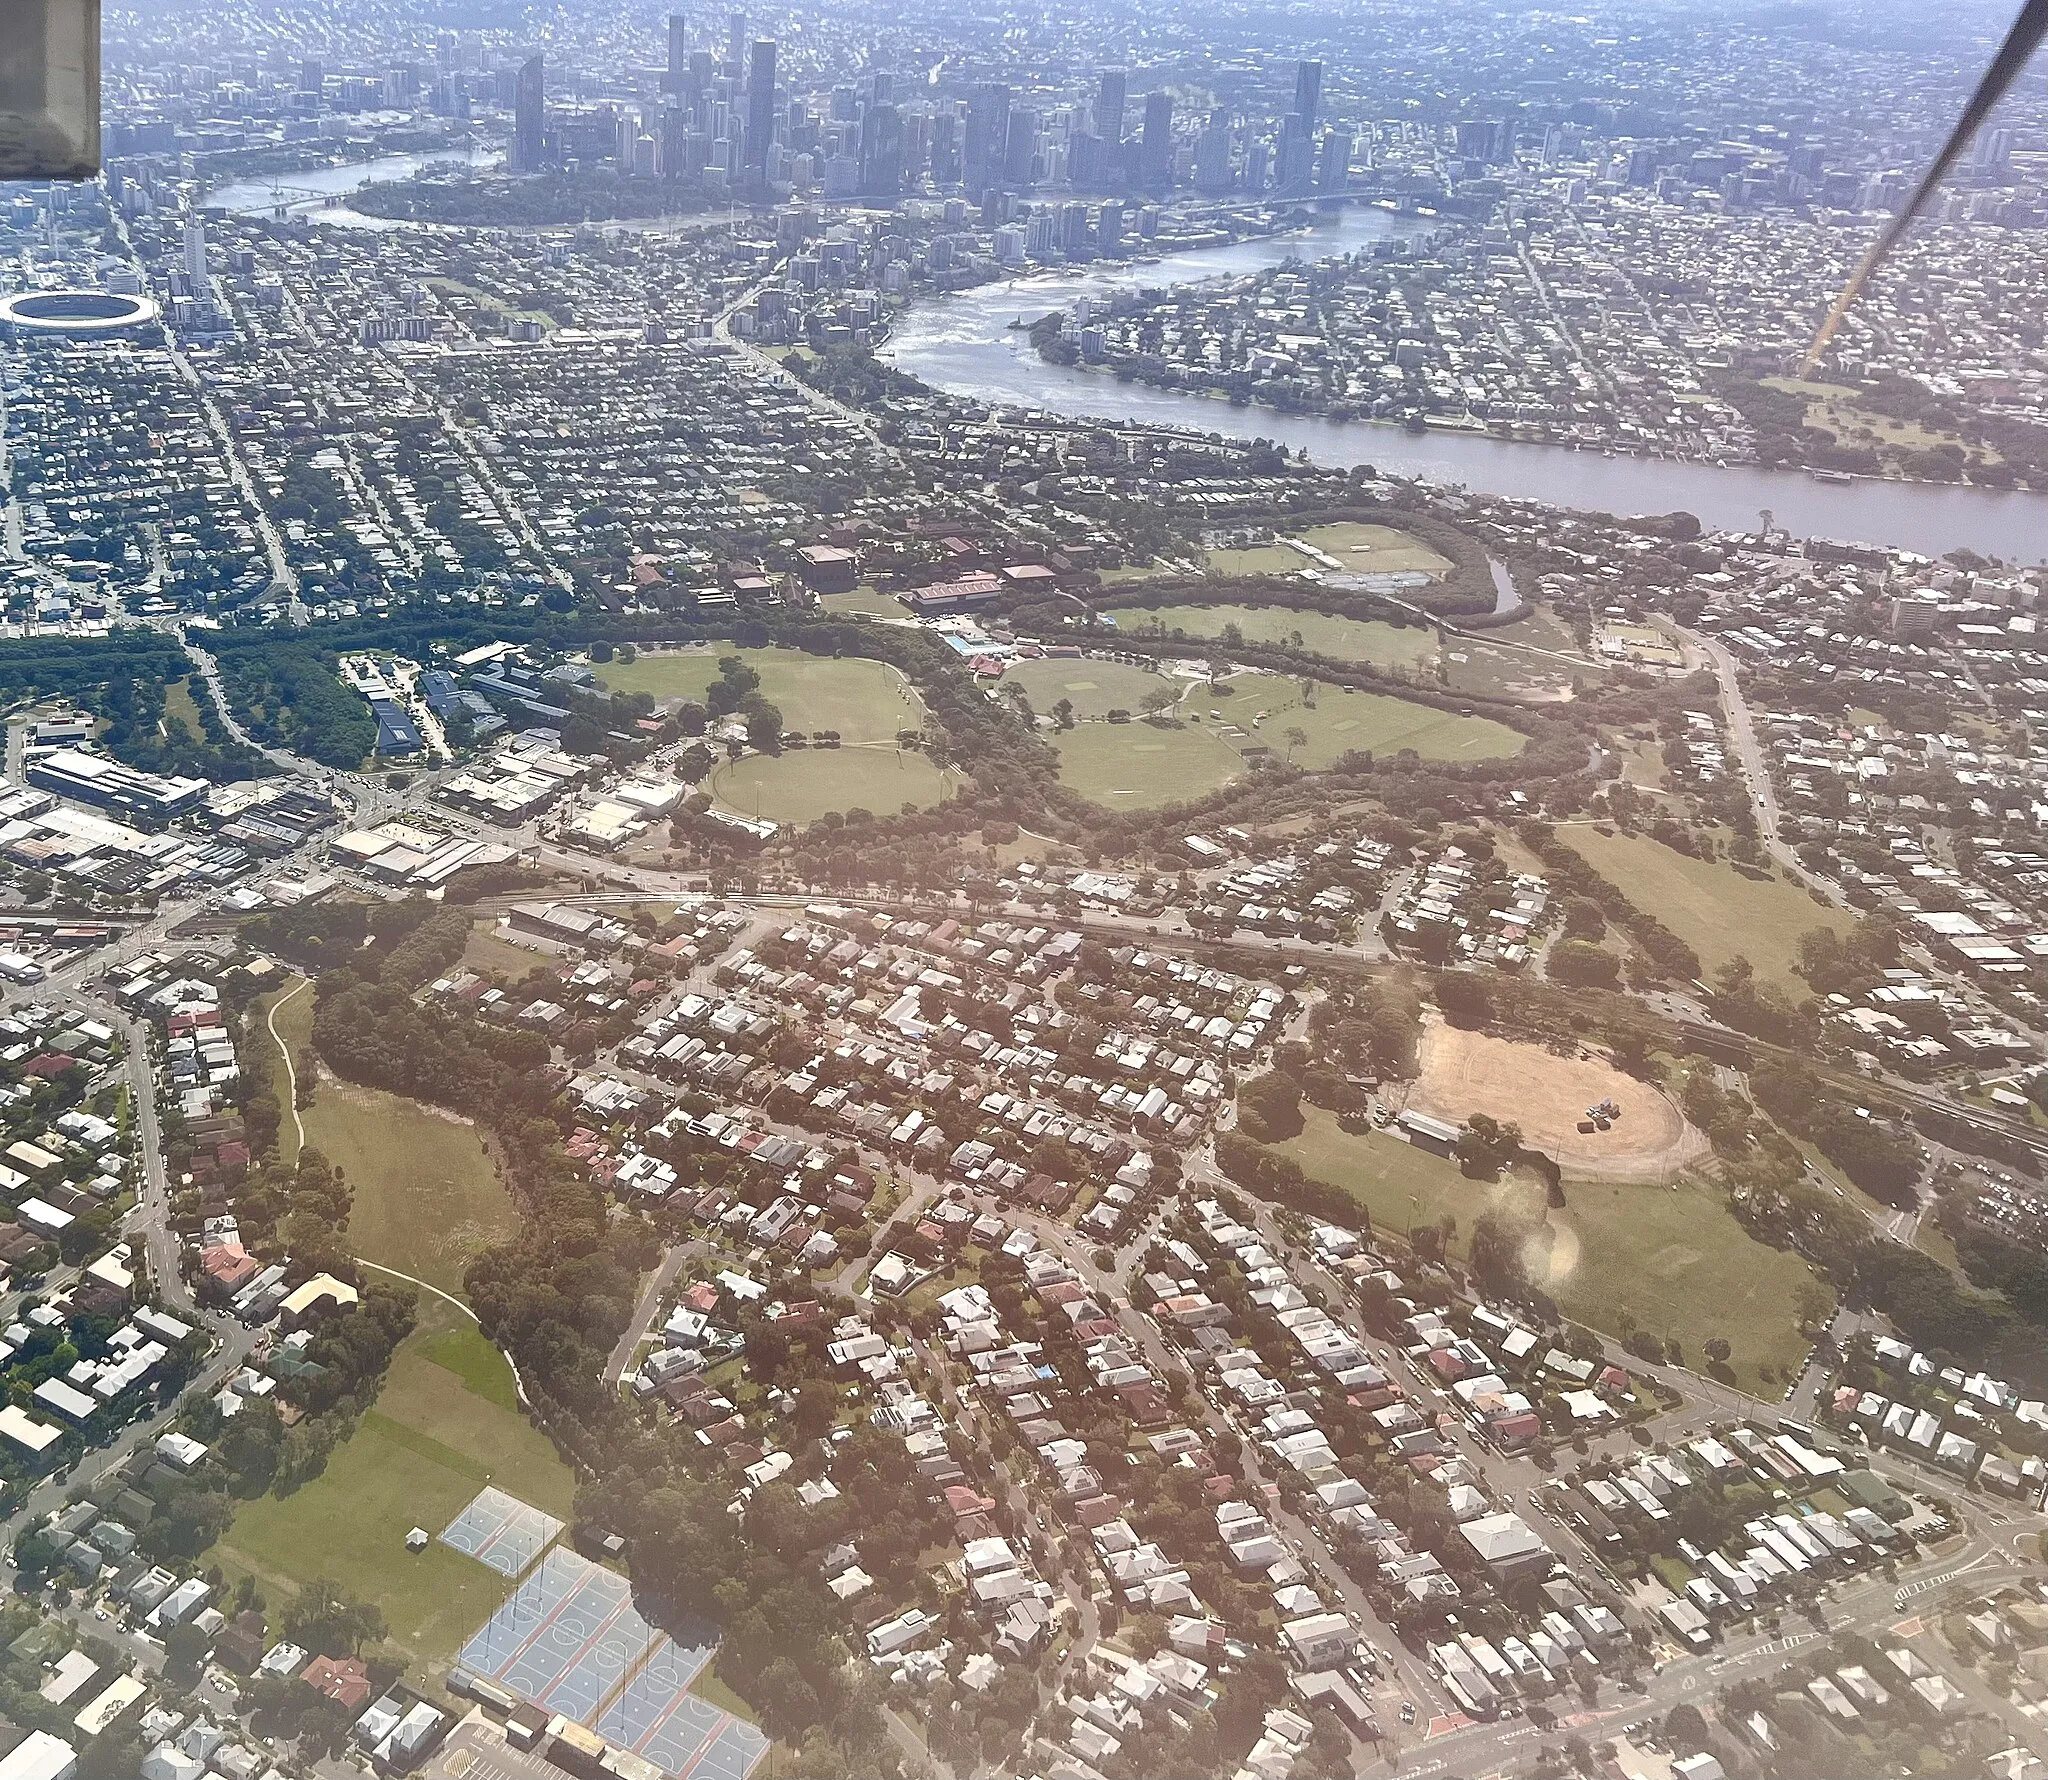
[1047,721,1243,809]
[820,587,909,620]
[1559,824,1854,996]
[207,1296,575,1681]
[1002,656,1181,721]
[1104,604,1441,670]
[596,647,926,743]
[1295,521,1455,578]
[1275,1107,1821,1394]
[706,747,956,826]
[597,647,943,825]
[1045,671,1522,808]
[1199,672,1524,767]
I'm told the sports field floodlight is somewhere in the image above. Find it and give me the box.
[0,0,99,180]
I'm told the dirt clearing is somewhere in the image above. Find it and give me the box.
[1404,1018,1705,1179]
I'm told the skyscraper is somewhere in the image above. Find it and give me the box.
[1315,128,1351,192]
[665,14,687,95]
[182,212,207,286]
[512,54,545,172]
[1194,109,1233,194]
[1277,112,1315,194]
[1095,68,1127,145]
[1293,59,1323,130]
[744,39,776,191]
[962,83,1010,197]
[1002,107,1038,187]
[1140,90,1172,190]
[725,11,748,79]
[859,103,903,197]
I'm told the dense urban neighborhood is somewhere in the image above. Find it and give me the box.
[0,0,2044,1777]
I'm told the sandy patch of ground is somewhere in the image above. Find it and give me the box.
[1403,1016,1706,1180]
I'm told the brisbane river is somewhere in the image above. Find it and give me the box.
[883,204,2048,560]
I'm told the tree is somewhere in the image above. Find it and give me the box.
[1562,895,1607,941]
[1140,683,1179,719]
[164,1621,213,1675]
[1237,1071,1303,1143]
[1284,725,1309,761]
[1548,939,1621,990]
[284,1578,388,1655]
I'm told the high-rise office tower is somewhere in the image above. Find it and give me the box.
[725,12,748,78]
[963,83,1009,197]
[1002,107,1038,186]
[1315,128,1351,191]
[1194,109,1232,193]
[1277,111,1314,193]
[512,54,545,172]
[1140,90,1172,189]
[744,39,776,189]
[1293,59,1323,130]
[1095,68,1126,144]
[665,14,687,94]
[860,103,903,197]
[299,58,324,93]
[1069,131,1107,190]
[930,106,961,186]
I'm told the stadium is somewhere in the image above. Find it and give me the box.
[0,290,160,339]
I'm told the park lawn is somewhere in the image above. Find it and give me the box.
[164,677,208,735]
[207,1298,574,1681]
[1545,1175,1822,1397]
[462,918,552,982]
[1199,672,1524,765]
[303,1077,517,1304]
[820,586,909,619]
[1559,825,1854,996]
[706,747,955,826]
[1298,521,1455,578]
[254,979,316,1166]
[1275,1108,1816,1395]
[1276,1107,1527,1242]
[1106,603,1440,670]
[1760,375,1997,466]
[1003,656,1181,721]
[596,647,927,743]
[1049,720,1247,809]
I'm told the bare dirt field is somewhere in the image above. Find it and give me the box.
[1403,1018,1706,1179]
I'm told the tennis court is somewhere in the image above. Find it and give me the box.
[455,1546,762,1780]
[439,1486,566,1580]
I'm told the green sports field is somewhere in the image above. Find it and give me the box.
[706,746,957,826]
[596,646,926,743]
[206,1297,574,1680]
[1105,604,1441,670]
[1198,672,1523,767]
[1001,656,1183,721]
